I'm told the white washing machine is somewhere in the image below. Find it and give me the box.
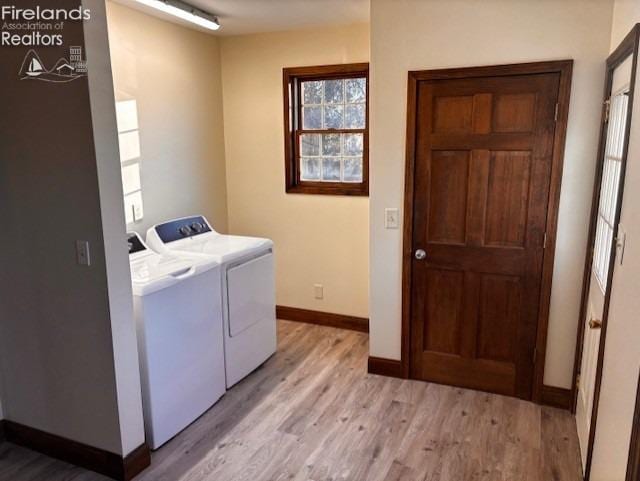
[128,232,226,449]
[145,216,277,388]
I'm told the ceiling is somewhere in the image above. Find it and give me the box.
[111,0,370,36]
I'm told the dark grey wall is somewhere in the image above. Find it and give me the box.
[0,0,142,453]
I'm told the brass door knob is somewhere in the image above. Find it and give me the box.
[589,318,603,329]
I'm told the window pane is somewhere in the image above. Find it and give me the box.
[303,106,322,129]
[346,78,366,103]
[324,79,344,103]
[343,157,363,182]
[287,66,368,193]
[300,133,320,156]
[324,105,344,128]
[322,157,341,181]
[302,80,322,105]
[593,89,629,290]
[322,133,341,155]
[344,133,363,156]
[345,104,365,129]
[301,157,321,180]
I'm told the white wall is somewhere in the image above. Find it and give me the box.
[106,1,229,236]
[369,0,614,388]
[590,11,640,481]
[220,25,370,317]
[84,0,146,455]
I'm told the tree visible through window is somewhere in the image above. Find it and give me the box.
[283,63,368,195]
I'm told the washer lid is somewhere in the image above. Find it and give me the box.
[130,253,219,296]
[131,253,194,284]
[128,232,219,296]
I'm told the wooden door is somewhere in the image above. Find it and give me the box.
[408,68,562,399]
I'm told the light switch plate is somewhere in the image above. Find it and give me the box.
[385,208,400,229]
[76,240,91,266]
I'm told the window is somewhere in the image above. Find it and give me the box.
[283,63,369,195]
[593,87,629,290]
[115,99,144,224]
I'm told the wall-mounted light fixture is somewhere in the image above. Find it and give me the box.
[133,0,220,31]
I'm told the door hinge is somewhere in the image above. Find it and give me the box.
[533,348,538,364]
[604,99,611,123]
[576,374,581,391]
[543,232,548,249]
[554,102,559,122]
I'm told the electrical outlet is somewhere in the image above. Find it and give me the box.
[385,208,400,229]
[314,284,324,300]
[76,240,91,266]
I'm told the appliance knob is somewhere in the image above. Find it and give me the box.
[179,226,192,236]
[191,222,203,233]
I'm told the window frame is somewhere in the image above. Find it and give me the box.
[283,63,369,196]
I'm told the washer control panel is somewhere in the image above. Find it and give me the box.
[154,216,212,244]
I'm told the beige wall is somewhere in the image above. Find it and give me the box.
[220,25,370,317]
[369,0,614,388]
[590,12,640,481]
[610,0,640,51]
[106,1,228,235]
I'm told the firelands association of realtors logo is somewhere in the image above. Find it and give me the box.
[19,46,87,82]
[1,5,91,83]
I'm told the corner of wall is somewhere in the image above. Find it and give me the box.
[218,25,370,317]
[212,36,230,234]
[83,0,145,456]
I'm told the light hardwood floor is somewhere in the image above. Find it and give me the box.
[0,320,582,481]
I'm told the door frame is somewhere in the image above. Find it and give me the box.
[401,60,574,402]
[626,372,640,481]
[571,23,640,480]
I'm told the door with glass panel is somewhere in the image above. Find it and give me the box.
[575,54,633,474]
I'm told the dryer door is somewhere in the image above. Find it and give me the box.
[226,252,275,337]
